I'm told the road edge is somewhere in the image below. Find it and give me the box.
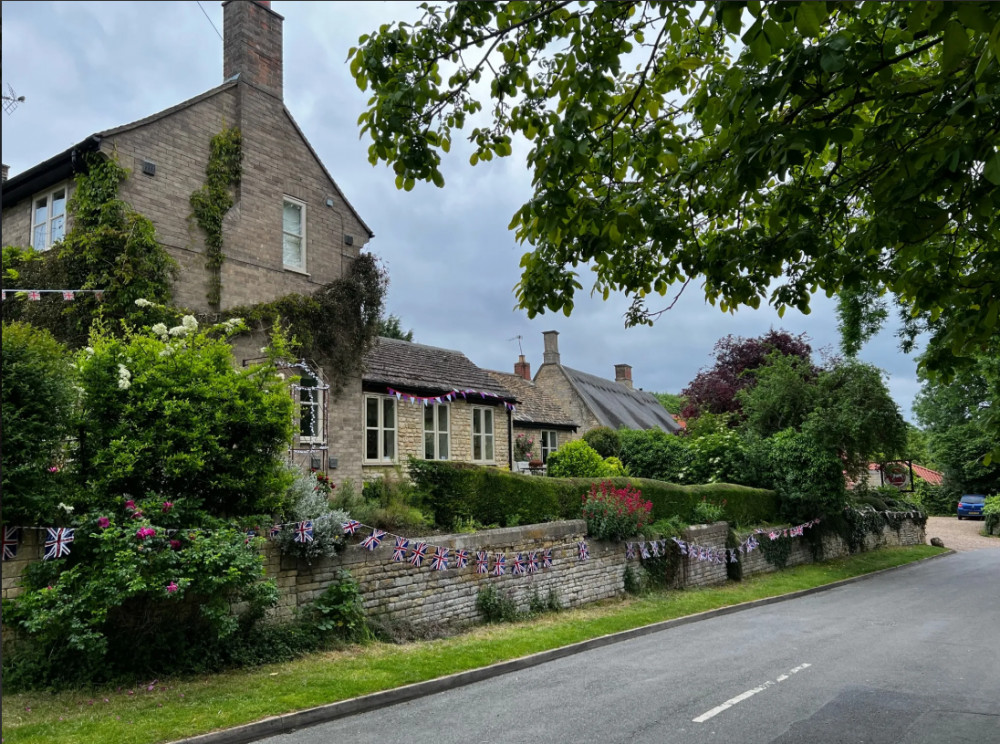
[171,549,955,744]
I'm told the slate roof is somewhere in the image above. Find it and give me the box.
[486,370,577,429]
[363,338,515,400]
[560,365,682,433]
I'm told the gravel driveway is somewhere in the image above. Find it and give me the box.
[925,515,999,551]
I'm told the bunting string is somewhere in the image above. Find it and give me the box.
[386,387,516,412]
[1,288,105,301]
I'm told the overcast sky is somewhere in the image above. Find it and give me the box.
[2,1,927,420]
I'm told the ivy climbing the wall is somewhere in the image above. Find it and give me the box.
[190,125,242,308]
[2,154,177,347]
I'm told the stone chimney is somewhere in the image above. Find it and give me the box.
[514,354,531,381]
[223,0,284,100]
[542,330,561,365]
[615,364,633,389]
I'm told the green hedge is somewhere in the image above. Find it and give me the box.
[407,460,778,528]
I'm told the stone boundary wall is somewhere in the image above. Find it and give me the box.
[3,517,927,634]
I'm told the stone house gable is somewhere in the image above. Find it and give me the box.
[531,330,682,441]
[1,1,378,491]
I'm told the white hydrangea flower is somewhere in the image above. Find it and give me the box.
[168,325,187,337]
[84,346,95,355]
[117,364,132,390]
[151,323,169,340]
[181,315,198,331]
[57,502,75,513]
[134,298,152,308]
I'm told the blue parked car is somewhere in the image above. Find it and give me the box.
[957,494,986,520]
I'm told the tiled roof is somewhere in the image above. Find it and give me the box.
[912,464,944,485]
[561,366,682,433]
[486,370,577,429]
[363,337,514,400]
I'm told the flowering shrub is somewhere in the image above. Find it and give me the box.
[580,481,652,541]
[513,433,535,461]
[273,466,348,561]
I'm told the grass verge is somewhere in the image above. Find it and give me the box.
[1,545,945,744]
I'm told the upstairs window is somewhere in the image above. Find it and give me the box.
[282,197,306,271]
[32,186,67,251]
[424,404,450,460]
[297,370,324,444]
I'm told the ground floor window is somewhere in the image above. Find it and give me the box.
[471,406,494,462]
[540,430,559,463]
[424,404,450,460]
[365,395,397,462]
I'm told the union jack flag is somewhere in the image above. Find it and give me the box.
[341,519,362,535]
[454,549,469,569]
[639,542,650,559]
[392,536,409,561]
[294,520,314,543]
[268,524,282,539]
[769,531,780,541]
[729,549,739,563]
[244,528,257,546]
[2,526,20,561]
[430,546,449,571]
[361,529,386,551]
[475,550,489,574]
[512,553,525,576]
[492,552,506,576]
[28,291,41,301]
[578,541,589,561]
[650,540,661,558]
[43,527,74,560]
[409,541,427,567]
[541,548,553,569]
[527,551,539,574]
[625,542,635,560]
[62,290,75,301]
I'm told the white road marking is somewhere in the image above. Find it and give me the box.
[693,663,812,723]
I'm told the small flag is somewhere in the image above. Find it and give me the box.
[527,551,539,574]
[341,519,362,535]
[475,550,489,574]
[430,546,449,571]
[650,540,661,558]
[95,290,105,301]
[541,548,553,569]
[492,552,507,576]
[454,549,469,569]
[578,541,589,561]
[62,290,75,301]
[361,528,386,551]
[28,291,41,301]
[625,542,635,560]
[43,527,74,560]
[639,542,650,560]
[294,520,314,543]
[409,541,427,567]
[2,526,20,561]
[512,553,525,576]
[268,524,282,539]
[392,536,409,562]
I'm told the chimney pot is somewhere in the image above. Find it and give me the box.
[615,363,633,390]
[514,354,531,381]
[542,330,561,365]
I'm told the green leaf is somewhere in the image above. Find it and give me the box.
[721,4,743,35]
[942,20,970,71]
[795,3,822,38]
[983,152,1000,186]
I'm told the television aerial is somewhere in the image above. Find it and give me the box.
[3,83,26,115]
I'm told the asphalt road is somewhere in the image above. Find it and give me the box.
[253,549,1000,744]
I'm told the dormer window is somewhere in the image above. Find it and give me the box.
[32,185,67,251]
[282,197,306,271]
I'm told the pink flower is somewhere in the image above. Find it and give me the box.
[48,465,60,473]
[166,582,178,594]
[124,500,136,511]
[131,509,144,520]
[169,539,181,550]
[97,517,110,529]
[137,527,156,540]
[162,501,174,513]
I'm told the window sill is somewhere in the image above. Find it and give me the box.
[283,265,310,276]
[363,461,398,467]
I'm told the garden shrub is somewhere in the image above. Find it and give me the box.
[476,584,521,623]
[355,469,432,532]
[307,570,371,642]
[546,439,611,478]
[691,495,726,524]
[765,428,848,522]
[618,428,692,481]
[984,495,1000,535]
[513,432,536,461]
[911,480,955,516]
[74,314,294,518]
[272,467,347,562]
[1,322,77,525]
[580,481,652,540]
[583,426,621,458]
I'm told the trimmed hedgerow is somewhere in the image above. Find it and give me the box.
[407,460,778,529]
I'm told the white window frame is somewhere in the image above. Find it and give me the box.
[471,406,495,463]
[297,370,324,445]
[423,403,450,460]
[31,184,69,251]
[364,394,397,464]
[540,430,559,463]
[282,196,307,272]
